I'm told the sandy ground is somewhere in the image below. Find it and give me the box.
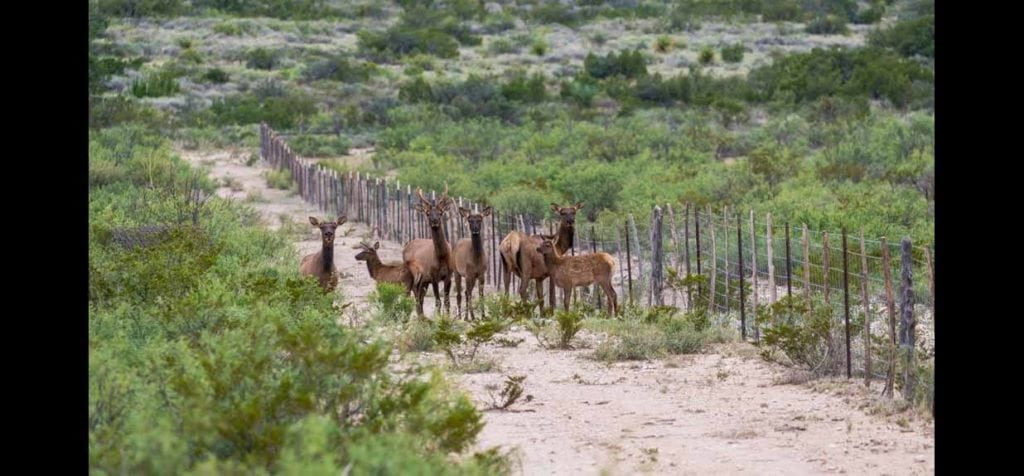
[181,147,934,475]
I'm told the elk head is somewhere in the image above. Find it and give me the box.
[414,184,452,230]
[459,206,492,235]
[310,215,346,246]
[551,202,585,230]
[535,235,559,256]
[354,241,379,261]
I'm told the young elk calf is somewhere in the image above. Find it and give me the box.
[536,237,618,316]
[354,241,414,293]
[300,215,346,292]
[453,206,492,320]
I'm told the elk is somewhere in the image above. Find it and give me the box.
[300,215,346,292]
[453,206,492,320]
[536,237,618,315]
[403,185,454,317]
[498,202,584,313]
[354,241,414,293]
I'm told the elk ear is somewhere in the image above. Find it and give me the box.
[373,242,380,250]
[481,206,492,217]
[414,203,425,213]
[336,215,347,225]
[309,217,320,226]
[574,202,585,210]
[459,207,470,218]
[550,203,561,213]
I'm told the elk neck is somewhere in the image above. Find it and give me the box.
[321,241,334,271]
[557,222,575,254]
[431,224,450,259]
[471,231,484,260]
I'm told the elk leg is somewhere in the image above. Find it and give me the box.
[535,278,545,315]
[501,257,511,296]
[518,259,531,305]
[600,281,618,317]
[465,274,475,321]
[478,275,485,319]
[548,276,556,315]
[454,273,463,320]
[563,286,571,312]
[415,283,426,317]
[432,281,441,315]
[443,276,452,316]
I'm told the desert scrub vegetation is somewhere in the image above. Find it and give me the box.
[721,43,746,63]
[357,1,481,60]
[432,316,510,371]
[89,125,509,474]
[286,134,351,157]
[89,0,934,259]
[264,168,292,189]
[591,306,734,362]
[369,282,415,324]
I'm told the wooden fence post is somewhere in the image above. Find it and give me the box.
[737,212,746,341]
[803,224,811,311]
[899,238,916,400]
[709,209,718,312]
[625,221,633,306]
[842,228,851,379]
[860,229,871,387]
[651,206,664,307]
[881,237,897,398]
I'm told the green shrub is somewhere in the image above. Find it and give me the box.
[89,96,165,130]
[698,47,715,65]
[192,0,340,20]
[370,282,414,324]
[653,35,674,53]
[264,168,293,189]
[531,3,581,25]
[584,49,647,79]
[129,69,180,98]
[287,134,351,157]
[210,92,318,129]
[721,43,746,63]
[530,37,549,56]
[245,47,281,70]
[90,128,501,473]
[201,67,230,84]
[303,55,373,83]
[399,318,437,353]
[868,14,934,58]
[761,0,802,21]
[97,0,184,17]
[89,55,145,93]
[854,2,885,24]
[501,72,547,103]
[554,309,585,348]
[591,303,731,362]
[805,14,849,35]
[487,38,518,55]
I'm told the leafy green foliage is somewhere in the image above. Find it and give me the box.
[208,92,318,129]
[591,305,732,362]
[370,282,415,324]
[584,49,648,79]
[287,134,351,157]
[245,47,281,70]
[721,43,746,63]
[129,69,180,98]
[868,14,934,58]
[805,14,849,35]
[90,127,501,474]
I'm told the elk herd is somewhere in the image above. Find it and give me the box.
[299,185,618,319]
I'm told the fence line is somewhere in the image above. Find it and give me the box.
[260,124,934,394]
